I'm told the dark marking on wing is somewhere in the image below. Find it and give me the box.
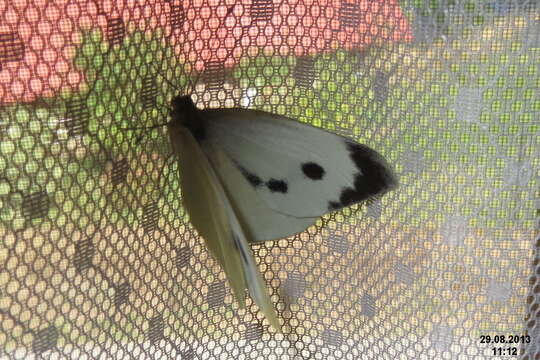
[339,184,365,207]
[328,201,341,211]
[347,141,397,194]
[237,166,263,187]
[266,179,288,193]
[330,141,398,210]
[232,232,249,265]
[302,162,325,180]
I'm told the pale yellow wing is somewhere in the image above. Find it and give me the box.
[173,127,247,307]
[207,143,281,330]
[172,128,280,330]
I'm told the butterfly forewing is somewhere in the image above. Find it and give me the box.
[198,108,398,219]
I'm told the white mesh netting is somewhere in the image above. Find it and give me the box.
[0,0,539,359]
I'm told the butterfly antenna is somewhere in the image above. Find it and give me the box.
[151,63,180,93]
[120,122,171,145]
[185,70,202,96]
[30,97,115,163]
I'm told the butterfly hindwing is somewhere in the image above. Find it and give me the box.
[171,126,247,306]
[207,143,281,329]
[171,127,280,330]
[199,108,398,219]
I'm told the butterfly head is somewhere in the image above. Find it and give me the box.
[170,95,197,118]
[169,95,206,141]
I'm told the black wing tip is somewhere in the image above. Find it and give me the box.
[346,140,398,190]
[327,141,398,212]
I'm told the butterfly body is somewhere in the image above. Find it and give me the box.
[167,95,397,330]
[168,95,206,144]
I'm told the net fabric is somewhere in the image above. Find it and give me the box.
[0,0,538,359]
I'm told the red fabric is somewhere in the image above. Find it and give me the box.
[0,0,411,104]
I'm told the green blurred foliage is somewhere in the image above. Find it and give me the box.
[234,49,391,142]
[71,28,192,224]
[73,28,188,157]
[233,50,378,134]
[0,28,192,230]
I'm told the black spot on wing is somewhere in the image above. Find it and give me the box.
[237,166,263,187]
[302,162,325,180]
[266,179,288,193]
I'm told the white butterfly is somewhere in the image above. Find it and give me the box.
[166,95,398,331]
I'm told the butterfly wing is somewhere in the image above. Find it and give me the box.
[172,127,280,330]
[200,108,398,219]
[168,98,395,329]
[172,126,247,306]
[203,140,317,242]
[208,144,281,329]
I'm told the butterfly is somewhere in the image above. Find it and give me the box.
[165,94,398,331]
